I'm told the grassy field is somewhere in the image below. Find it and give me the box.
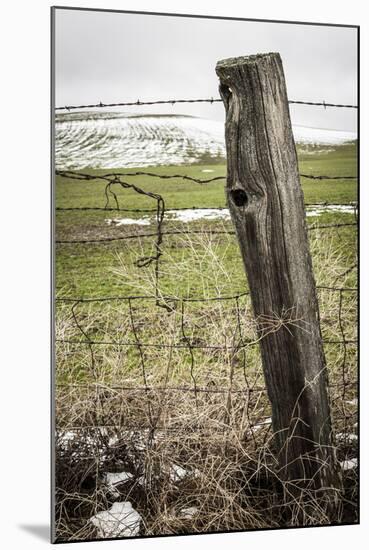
[54,142,358,541]
[55,143,357,298]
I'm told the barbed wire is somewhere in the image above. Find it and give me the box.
[56,289,357,392]
[56,286,357,435]
[55,284,358,473]
[57,337,357,349]
[54,410,356,434]
[55,223,357,245]
[55,380,357,392]
[56,201,357,213]
[54,168,357,319]
[55,222,358,412]
[56,169,357,183]
[55,285,357,304]
[55,97,358,111]
[300,174,357,180]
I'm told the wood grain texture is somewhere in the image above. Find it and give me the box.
[216,53,340,514]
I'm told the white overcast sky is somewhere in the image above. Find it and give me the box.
[54,8,358,132]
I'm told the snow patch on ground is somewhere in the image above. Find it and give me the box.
[58,431,77,446]
[306,204,355,216]
[335,433,358,443]
[90,502,142,538]
[169,464,200,483]
[345,398,358,406]
[340,458,358,471]
[106,218,151,226]
[251,417,272,433]
[167,208,230,223]
[105,204,355,227]
[104,204,355,228]
[179,506,198,518]
[104,472,134,497]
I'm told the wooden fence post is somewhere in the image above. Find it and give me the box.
[216,53,340,521]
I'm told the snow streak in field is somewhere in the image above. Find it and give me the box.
[55,112,357,170]
[292,125,357,146]
[105,204,356,227]
[55,113,224,169]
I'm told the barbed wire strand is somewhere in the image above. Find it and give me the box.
[55,97,358,111]
[56,169,357,183]
[55,223,357,245]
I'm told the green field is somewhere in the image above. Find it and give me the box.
[55,143,357,298]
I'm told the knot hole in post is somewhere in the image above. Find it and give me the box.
[230,188,248,207]
[219,84,233,110]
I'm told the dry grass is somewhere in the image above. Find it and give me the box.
[54,227,357,542]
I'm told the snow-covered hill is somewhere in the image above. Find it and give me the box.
[292,125,356,146]
[55,112,356,170]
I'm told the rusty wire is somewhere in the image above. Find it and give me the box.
[56,169,357,183]
[55,223,357,245]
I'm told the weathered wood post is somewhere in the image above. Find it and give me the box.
[216,53,340,521]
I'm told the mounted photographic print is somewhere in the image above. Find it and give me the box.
[51,7,359,543]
